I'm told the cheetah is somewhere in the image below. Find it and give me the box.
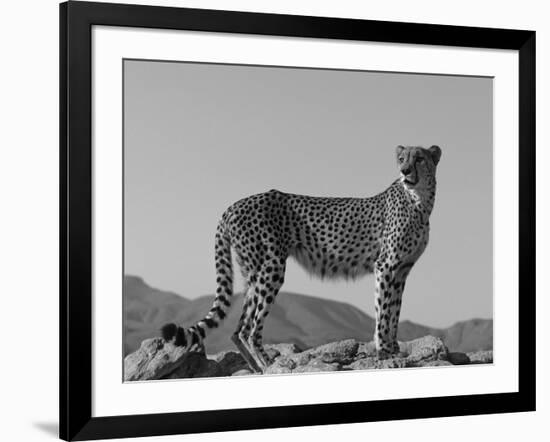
[162,145,442,373]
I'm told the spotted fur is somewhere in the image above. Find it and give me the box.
[162,145,442,372]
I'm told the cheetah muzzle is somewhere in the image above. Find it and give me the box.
[162,145,442,374]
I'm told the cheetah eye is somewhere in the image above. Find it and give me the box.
[399,157,404,163]
[417,157,425,163]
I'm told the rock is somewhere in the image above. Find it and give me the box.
[346,356,410,370]
[357,341,378,357]
[345,357,378,370]
[272,356,298,370]
[467,350,493,364]
[397,342,409,356]
[404,336,448,363]
[232,369,254,376]
[124,335,466,380]
[265,342,303,357]
[423,360,453,367]
[214,351,249,374]
[287,352,314,366]
[265,348,281,361]
[264,360,294,375]
[208,350,232,362]
[305,339,359,363]
[124,338,190,381]
[447,352,471,365]
[166,354,224,379]
[377,358,410,369]
[294,360,341,373]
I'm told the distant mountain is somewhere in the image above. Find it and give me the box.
[124,276,191,355]
[123,275,492,355]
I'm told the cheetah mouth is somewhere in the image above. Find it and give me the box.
[403,177,418,186]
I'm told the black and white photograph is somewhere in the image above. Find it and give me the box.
[122,60,494,381]
[0,0,543,440]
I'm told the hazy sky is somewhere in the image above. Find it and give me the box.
[124,59,493,328]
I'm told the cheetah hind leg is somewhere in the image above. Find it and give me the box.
[230,333,262,374]
[230,288,263,373]
[247,309,275,371]
[246,273,284,372]
[248,341,272,371]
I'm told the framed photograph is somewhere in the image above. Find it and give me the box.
[60,1,536,440]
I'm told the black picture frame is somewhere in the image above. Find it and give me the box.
[60,1,536,440]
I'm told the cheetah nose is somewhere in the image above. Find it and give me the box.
[402,167,412,175]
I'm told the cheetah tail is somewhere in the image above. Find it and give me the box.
[162,221,234,351]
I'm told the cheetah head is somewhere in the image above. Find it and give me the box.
[396,145,441,188]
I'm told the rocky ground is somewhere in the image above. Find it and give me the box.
[124,335,493,381]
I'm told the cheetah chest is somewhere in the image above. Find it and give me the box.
[393,221,430,266]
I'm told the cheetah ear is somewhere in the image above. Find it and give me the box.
[396,145,405,157]
[428,145,441,165]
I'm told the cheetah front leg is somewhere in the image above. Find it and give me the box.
[373,261,407,359]
[387,263,413,353]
